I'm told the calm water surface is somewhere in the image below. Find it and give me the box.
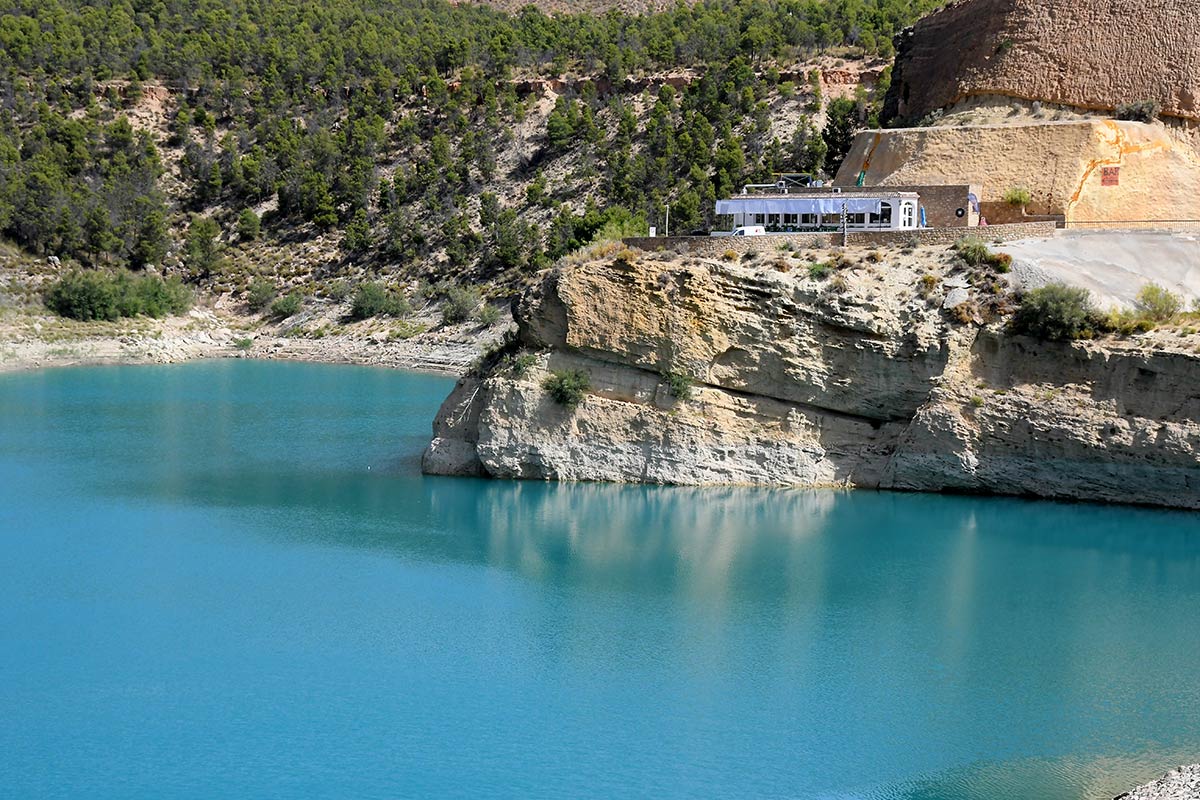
[1,360,1198,799]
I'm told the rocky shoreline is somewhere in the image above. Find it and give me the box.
[1116,765,1200,800]
[0,303,505,377]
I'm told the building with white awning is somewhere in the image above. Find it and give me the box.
[714,190,923,232]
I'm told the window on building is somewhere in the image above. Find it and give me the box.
[783,213,798,225]
[802,214,818,226]
[902,203,915,228]
[754,214,766,225]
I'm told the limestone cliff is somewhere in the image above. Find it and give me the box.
[423,246,1200,510]
[883,0,1200,126]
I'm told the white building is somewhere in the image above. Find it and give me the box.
[715,190,922,232]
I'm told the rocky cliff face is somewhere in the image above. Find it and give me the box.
[883,0,1200,125]
[423,246,1200,510]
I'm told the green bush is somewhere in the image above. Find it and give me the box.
[956,237,1011,273]
[954,236,991,266]
[237,209,261,242]
[664,371,693,400]
[1011,283,1095,341]
[45,271,119,321]
[116,273,193,318]
[270,291,302,318]
[1135,282,1183,322]
[1003,186,1032,208]
[478,303,501,326]
[511,353,538,378]
[988,252,1013,273]
[325,280,351,302]
[45,270,192,321]
[808,262,832,280]
[350,282,410,320]
[1095,308,1155,336]
[245,277,276,311]
[441,285,481,325]
[543,369,590,408]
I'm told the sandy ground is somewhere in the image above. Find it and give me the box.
[999,230,1200,310]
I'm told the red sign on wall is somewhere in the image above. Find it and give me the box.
[1101,167,1120,186]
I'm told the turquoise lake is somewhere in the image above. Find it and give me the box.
[1,360,1198,799]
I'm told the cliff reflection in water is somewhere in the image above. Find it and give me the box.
[427,480,839,596]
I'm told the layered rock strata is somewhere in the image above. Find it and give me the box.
[423,251,1200,510]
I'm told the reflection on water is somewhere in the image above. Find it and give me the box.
[2,361,1199,800]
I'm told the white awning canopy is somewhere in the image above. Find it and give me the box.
[716,197,886,215]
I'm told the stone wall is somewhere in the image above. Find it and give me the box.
[622,233,840,258]
[882,0,1200,126]
[623,222,1056,255]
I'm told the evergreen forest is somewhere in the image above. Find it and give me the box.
[0,0,945,287]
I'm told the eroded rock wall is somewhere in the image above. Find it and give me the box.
[835,120,1200,224]
[883,0,1200,126]
[423,252,1200,510]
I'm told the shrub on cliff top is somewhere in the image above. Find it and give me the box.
[543,369,590,408]
[1011,283,1095,341]
[1135,282,1183,323]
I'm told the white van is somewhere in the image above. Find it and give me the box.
[711,225,767,237]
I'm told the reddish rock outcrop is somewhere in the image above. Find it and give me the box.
[883,0,1200,125]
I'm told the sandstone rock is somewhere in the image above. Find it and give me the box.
[942,287,972,310]
[836,119,1200,226]
[883,0,1200,126]
[424,255,1200,509]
